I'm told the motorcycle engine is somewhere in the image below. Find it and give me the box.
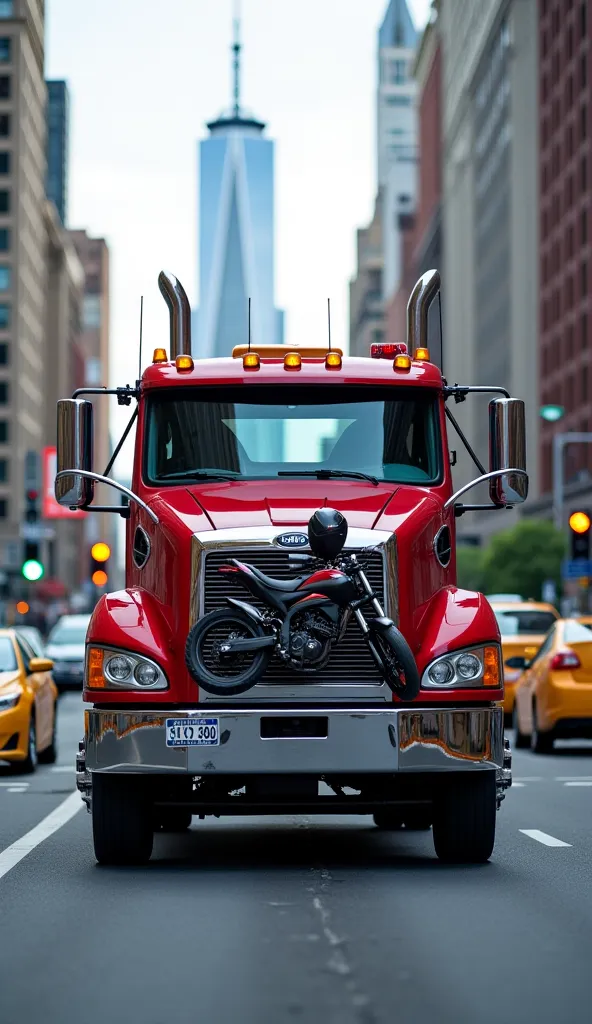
[289,612,334,670]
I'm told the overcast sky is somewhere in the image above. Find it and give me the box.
[46,0,431,457]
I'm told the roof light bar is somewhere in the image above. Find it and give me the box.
[371,343,407,359]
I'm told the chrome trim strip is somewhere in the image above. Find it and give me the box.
[84,706,504,776]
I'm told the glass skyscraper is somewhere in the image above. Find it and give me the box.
[194,20,284,360]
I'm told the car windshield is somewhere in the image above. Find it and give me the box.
[495,610,557,635]
[48,624,88,645]
[144,385,441,485]
[0,636,17,671]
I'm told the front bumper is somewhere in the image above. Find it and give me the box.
[80,703,505,775]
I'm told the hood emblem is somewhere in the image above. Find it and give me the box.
[275,532,309,548]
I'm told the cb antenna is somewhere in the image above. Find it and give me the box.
[327,298,332,352]
[138,295,144,379]
[248,296,251,352]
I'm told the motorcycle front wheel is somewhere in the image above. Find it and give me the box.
[367,624,420,700]
[185,608,272,696]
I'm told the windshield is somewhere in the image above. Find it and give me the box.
[48,623,88,646]
[495,610,557,635]
[144,385,441,485]
[0,637,17,671]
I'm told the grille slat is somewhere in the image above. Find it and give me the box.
[203,549,386,684]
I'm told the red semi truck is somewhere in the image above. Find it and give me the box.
[56,269,525,865]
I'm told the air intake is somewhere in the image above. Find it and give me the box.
[434,526,452,567]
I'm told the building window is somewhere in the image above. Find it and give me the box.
[0,75,10,99]
[0,189,9,213]
[582,53,588,90]
[0,266,9,290]
[582,260,588,296]
[0,420,8,442]
[0,302,9,328]
[0,228,9,250]
[0,2,12,16]
[582,209,587,245]
[0,152,9,174]
[0,499,7,518]
[583,365,589,402]
[0,342,8,364]
[0,457,7,481]
[386,95,411,107]
[0,381,8,403]
[389,59,407,85]
[0,114,9,137]
[0,38,10,62]
[82,295,101,329]
[583,311,588,349]
[582,104,587,142]
[582,1,587,38]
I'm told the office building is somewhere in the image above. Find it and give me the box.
[46,79,68,225]
[194,18,283,360]
[349,190,385,357]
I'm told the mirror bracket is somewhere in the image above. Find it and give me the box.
[443,469,528,511]
[55,470,159,524]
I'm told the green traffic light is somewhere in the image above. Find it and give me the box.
[22,559,44,581]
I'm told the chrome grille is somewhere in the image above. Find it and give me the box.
[203,548,386,684]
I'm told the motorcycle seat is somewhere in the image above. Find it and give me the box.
[244,564,307,592]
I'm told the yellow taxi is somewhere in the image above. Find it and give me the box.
[513,617,592,752]
[489,601,559,718]
[0,628,57,772]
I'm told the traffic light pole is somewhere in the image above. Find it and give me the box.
[552,432,592,529]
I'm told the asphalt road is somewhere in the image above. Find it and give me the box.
[1,694,592,1024]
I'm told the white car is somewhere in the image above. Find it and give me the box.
[45,614,91,691]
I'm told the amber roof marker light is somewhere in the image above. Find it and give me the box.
[175,355,194,372]
[152,347,167,363]
[394,354,412,372]
[414,347,430,361]
[243,352,260,370]
[284,352,302,370]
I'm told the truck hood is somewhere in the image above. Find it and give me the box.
[175,480,438,533]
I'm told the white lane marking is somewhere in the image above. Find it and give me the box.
[0,791,82,882]
[512,782,525,787]
[564,781,592,787]
[0,781,30,788]
[520,829,572,847]
[7,786,27,793]
[556,776,592,781]
[513,777,542,782]
[50,766,74,773]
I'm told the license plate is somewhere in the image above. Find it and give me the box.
[165,718,219,747]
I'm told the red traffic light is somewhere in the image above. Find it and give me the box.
[26,489,38,501]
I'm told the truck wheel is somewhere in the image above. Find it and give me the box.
[154,809,193,832]
[92,774,153,866]
[432,773,496,864]
[512,706,530,749]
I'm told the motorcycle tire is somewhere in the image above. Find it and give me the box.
[368,624,420,700]
[185,608,272,696]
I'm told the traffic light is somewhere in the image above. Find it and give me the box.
[569,510,592,560]
[90,542,111,587]
[21,487,44,581]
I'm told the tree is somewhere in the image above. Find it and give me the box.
[456,545,486,592]
[481,519,566,600]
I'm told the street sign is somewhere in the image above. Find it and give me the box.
[562,559,592,580]
[19,523,56,542]
[42,446,87,520]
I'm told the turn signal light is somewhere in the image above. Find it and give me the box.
[414,347,430,361]
[152,348,168,363]
[87,647,105,689]
[325,351,342,369]
[284,352,301,370]
[175,355,194,372]
[483,646,501,687]
[394,354,412,371]
[243,352,260,370]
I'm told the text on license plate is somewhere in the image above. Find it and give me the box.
[165,718,219,747]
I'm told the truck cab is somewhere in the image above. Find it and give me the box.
[56,269,525,866]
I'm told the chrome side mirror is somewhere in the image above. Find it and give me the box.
[489,398,528,505]
[55,398,94,508]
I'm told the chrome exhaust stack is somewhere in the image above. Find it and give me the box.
[158,270,192,358]
[406,269,441,354]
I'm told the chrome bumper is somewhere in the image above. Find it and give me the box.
[79,705,506,781]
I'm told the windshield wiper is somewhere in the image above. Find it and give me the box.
[158,470,240,482]
[278,469,379,486]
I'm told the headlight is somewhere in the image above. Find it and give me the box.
[0,691,20,710]
[421,645,501,689]
[87,647,168,691]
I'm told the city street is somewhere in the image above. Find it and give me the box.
[0,695,590,1024]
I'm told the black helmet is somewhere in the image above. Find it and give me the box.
[308,508,348,560]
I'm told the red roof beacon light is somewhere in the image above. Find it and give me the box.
[370,343,407,359]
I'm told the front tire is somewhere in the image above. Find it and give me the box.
[368,624,420,700]
[185,608,272,696]
[512,705,530,749]
[92,774,153,866]
[432,773,496,863]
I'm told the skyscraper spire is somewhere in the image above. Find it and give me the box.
[232,0,241,118]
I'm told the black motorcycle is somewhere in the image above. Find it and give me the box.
[185,508,420,699]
